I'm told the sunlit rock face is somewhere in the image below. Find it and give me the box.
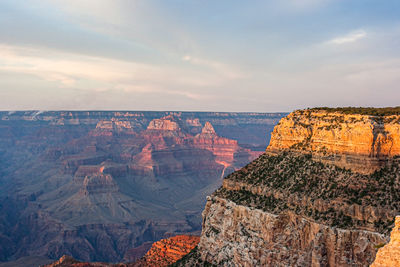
[267,109,400,174]
[175,108,400,267]
[0,111,284,263]
[146,115,182,132]
[371,216,400,267]
[135,235,200,266]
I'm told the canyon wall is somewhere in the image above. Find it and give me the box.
[178,108,400,266]
[267,109,400,174]
[371,216,400,267]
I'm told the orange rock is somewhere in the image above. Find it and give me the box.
[371,216,400,267]
[147,116,181,131]
[137,235,200,267]
[267,110,400,173]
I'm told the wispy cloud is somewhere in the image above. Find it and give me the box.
[0,44,244,101]
[1,1,400,111]
[327,30,367,45]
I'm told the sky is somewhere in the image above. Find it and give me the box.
[0,0,399,112]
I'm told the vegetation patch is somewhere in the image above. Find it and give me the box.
[216,152,400,233]
[307,107,400,116]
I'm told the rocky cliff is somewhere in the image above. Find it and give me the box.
[371,216,400,267]
[268,108,400,174]
[176,107,400,266]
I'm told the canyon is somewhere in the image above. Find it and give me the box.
[175,108,400,266]
[0,111,284,265]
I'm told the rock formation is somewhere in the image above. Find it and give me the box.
[371,216,400,267]
[134,235,199,266]
[146,115,181,132]
[91,119,135,136]
[0,111,284,264]
[175,107,400,266]
[268,109,400,174]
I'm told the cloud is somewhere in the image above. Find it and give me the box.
[0,44,246,102]
[327,30,367,45]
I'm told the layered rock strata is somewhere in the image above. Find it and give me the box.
[268,109,400,174]
[176,108,400,266]
[135,235,199,266]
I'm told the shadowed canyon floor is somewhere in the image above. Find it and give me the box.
[44,235,199,267]
[0,111,284,265]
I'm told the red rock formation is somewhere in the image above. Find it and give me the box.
[192,121,254,168]
[90,119,135,136]
[146,116,181,132]
[135,235,200,266]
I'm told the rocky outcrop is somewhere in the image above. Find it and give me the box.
[146,116,181,132]
[200,122,217,136]
[91,119,135,136]
[267,109,400,174]
[80,173,119,195]
[135,235,199,266]
[198,196,386,266]
[192,121,256,169]
[176,108,400,266]
[371,216,400,267]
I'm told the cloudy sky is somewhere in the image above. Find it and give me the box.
[0,0,399,112]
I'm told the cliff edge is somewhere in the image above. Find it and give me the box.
[267,108,400,174]
[175,107,400,266]
[371,216,400,267]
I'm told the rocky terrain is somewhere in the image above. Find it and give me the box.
[175,107,400,266]
[371,216,400,267]
[0,111,284,265]
[134,235,199,266]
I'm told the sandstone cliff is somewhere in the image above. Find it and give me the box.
[175,108,400,266]
[371,216,400,267]
[267,109,400,174]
